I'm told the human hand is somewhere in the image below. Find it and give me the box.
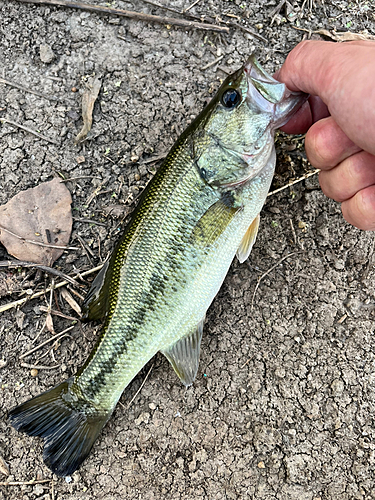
[276,40,375,230]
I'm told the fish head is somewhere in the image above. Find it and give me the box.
[192,55,308,188]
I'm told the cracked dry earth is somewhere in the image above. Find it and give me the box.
[1,0,375,499]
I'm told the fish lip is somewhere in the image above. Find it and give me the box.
[243,55,280,86]
[243,55,309,128]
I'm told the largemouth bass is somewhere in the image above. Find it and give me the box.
[9,56,307,477]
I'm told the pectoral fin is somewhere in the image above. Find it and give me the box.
[190,196,241,248]
[161,318,205,387]
[236,214,260,263]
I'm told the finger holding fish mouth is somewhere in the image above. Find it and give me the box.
[277,40,375,230]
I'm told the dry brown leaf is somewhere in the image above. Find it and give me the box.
[0,455,9,476]
[60,287,82,316]
[316,29,375,41]
[45,312,55,334]
[0,178,72,266]
[74,77,102,144]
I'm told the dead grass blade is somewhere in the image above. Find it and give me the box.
[293,26,375,41]
[0,264,103,313]
[14,0,229,34]
[0,118,60,145]
[74,77,102,144]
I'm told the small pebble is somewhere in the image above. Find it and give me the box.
[40,44,55,64]
[71,87,78,93]
[258,461,266,469]
[30,368,39,377]
[135,173,141,181]
[76,155,85,164]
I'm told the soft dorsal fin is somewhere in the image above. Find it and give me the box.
[81,260,110,321]
[236,213,260,263]
[161,317,205,387]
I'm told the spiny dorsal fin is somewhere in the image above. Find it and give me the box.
[81,260,110,321]
[161,317,205,387]
[236,214,260,263]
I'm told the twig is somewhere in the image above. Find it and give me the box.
[361,236,375,282]
[40,305,78,321]
[0,260,79,286]
[251,252,300,309]
[0,77,59,101]
[240,355,254,369]
[0,118,60,145]
[60,175,102,182]
[123,363,154,409]
[141,0,183,16]
[0,264,104,313]
[183,0,202,12]
[269,0,286,18]
[289,219,297,245]
[19,325,76,359]
[0,479,51,486]
[14,0,229,33]
[0,224,78,251]
[267,169,320,197]
[226,21,267,43]
[201,55,224,71]
[73,217,107,227]
[20,362,60,370]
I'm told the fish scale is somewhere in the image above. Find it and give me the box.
[8,55,308,477]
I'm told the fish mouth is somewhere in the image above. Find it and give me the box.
[244,55,308,129]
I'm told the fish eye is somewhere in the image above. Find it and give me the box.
[221,89,241,109]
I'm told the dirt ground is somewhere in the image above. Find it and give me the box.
[0,0,375,499]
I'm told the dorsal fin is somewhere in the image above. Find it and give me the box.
[161,317,205,387]
[236,214,260,263]
[81,261,110,321]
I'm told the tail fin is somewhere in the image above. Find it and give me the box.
[8,378,110,477]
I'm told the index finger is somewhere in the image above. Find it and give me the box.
[277,40,375,156]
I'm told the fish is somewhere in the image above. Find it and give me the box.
[8,56,307,477]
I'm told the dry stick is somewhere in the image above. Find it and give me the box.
[0,118,60,145]
[19,325,76,359]
[250,252,300,309]
[14,0,229,33]
[267,169,320,197]
[225,21,267,43]
[201,55,224,71]
[0,264,104,313]
[40,305,78,321]
[73,217,107,227]
[0,224,79,251]
[183,0,202,12]
[20,362,60,370]
[141,0,266,42]
[0,76,59,101]
[0,260,79,287]
[121,363,154,409]
[0,479,51,486]
[289,218,297,245]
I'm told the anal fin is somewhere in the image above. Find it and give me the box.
[161,317,204,387]
[236,214,260,263]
